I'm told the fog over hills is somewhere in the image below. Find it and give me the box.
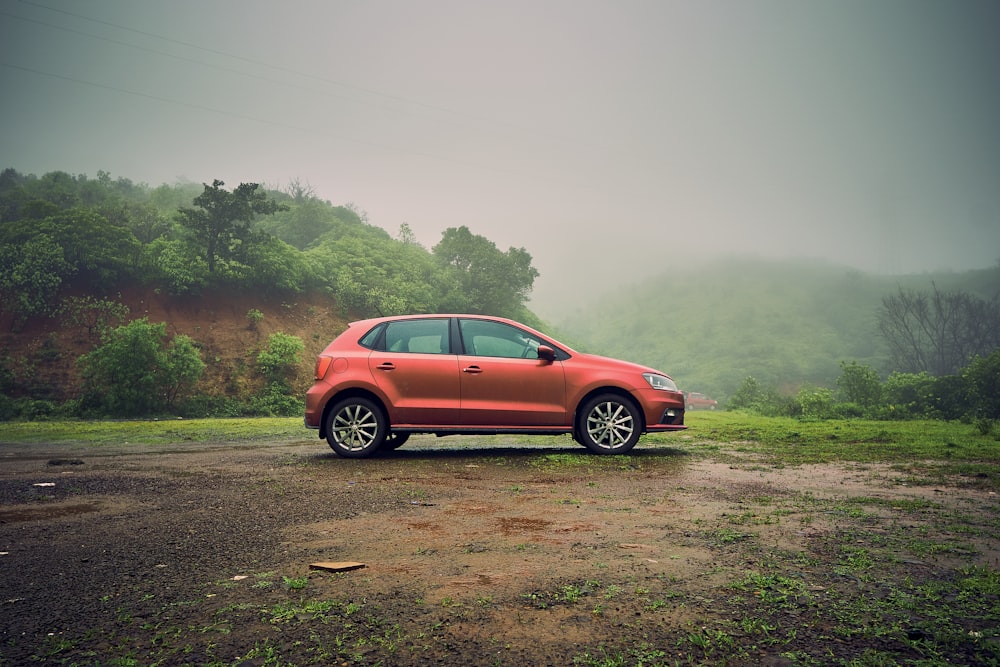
[550,258,1000,400]
[3,1,998,315]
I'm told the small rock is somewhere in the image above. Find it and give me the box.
[309,561,366,572]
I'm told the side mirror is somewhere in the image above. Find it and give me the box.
[537,345,556,363]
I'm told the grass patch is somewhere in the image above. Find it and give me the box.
[660,412,1000,492]
[0,416,308,446]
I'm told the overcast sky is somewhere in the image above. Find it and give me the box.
[2,0,998,313]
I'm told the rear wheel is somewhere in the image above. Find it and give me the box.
[325,397,387,458]
[576,394,642,454]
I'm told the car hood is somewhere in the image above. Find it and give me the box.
[572,351,673,380]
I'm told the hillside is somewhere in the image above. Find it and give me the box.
[0,287,348,407]
[553,258,1000,402]
[0,168,547,417]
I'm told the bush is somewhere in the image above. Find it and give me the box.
[881,371,936,419]
[795,386,835,419]
[256,332,304,383]
[836,361,881,408]
[830,402,865,419]
[78,318,205,417]
[246,308,264,330]
[963,349,1000,421]
[246,382,304,416]
[0,396,70,421]
[176,394,245,419]
[729,376,795,417]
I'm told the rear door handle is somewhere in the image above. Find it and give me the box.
[376,362,396,371]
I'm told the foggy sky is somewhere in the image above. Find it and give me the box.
[2,0,998,314]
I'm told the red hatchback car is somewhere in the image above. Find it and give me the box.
[305,314,686,457]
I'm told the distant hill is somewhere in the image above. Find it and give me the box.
[552,258,1000,402]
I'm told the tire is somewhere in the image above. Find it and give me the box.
[325,397,388,458]
[576,393,642,454]
[382,432,410,451]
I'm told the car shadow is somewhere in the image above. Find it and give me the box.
[310,444,691,463]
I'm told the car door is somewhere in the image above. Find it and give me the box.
[368,318,461,426]
[457,318,567,426]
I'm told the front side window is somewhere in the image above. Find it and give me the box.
[382,319,450,354]
[458,319,544,358]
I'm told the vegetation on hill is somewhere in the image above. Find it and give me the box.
[0,168,543,419]
[0,169,541,323]
[555,258,1000,428]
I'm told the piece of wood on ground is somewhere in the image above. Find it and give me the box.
[309,561,366,572]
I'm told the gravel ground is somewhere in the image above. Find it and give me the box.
[2,436,998,665]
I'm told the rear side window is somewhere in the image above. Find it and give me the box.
[382,319,450,354]
[358,324,384,349]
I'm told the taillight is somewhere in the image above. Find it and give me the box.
[314,356,333,380]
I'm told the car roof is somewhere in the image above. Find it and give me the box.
[347,314,576,353]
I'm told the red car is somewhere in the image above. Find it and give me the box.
[305,314,686,457]
[684,392,718,410]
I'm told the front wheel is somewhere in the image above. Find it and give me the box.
[576,394,642,454]
[325,397,388,458]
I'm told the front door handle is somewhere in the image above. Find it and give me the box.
[462,365,483,374]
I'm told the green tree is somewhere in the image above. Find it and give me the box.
[58,296,130,338]
[729,376,766,411]
[78,319,205,416]
[238,236,311,293]
[177,180,286,274]
[0,235,74,326]
[1,207,138,288]
[145,238,209,295]
[432,225,538,316]
[962,349,1000,422]
[836,360,882,408]
[259,197,338,250]
[162,335,205,408]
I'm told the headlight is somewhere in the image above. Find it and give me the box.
[643,372,677,391]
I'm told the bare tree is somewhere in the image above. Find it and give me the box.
[878,284,1000,375]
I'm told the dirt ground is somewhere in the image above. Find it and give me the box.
[1,435,998,665]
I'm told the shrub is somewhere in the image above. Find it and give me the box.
[246,382,304,416]
[882,371,936,419]
[59,295,130,337]
[836,361,881,408]
[246,308,264,330]
[78,318,205,416]
[796,386,835,419]
[962,349,1000,421]
[256,332,304,383]
[729,376,794,416]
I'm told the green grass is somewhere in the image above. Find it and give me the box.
[654,412,1000,493]
[0,416,308,446]
[4,411,993,462]
[677,411,998,463]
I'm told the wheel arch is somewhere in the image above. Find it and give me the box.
[572,386,646,440]
[319,387,388,439]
